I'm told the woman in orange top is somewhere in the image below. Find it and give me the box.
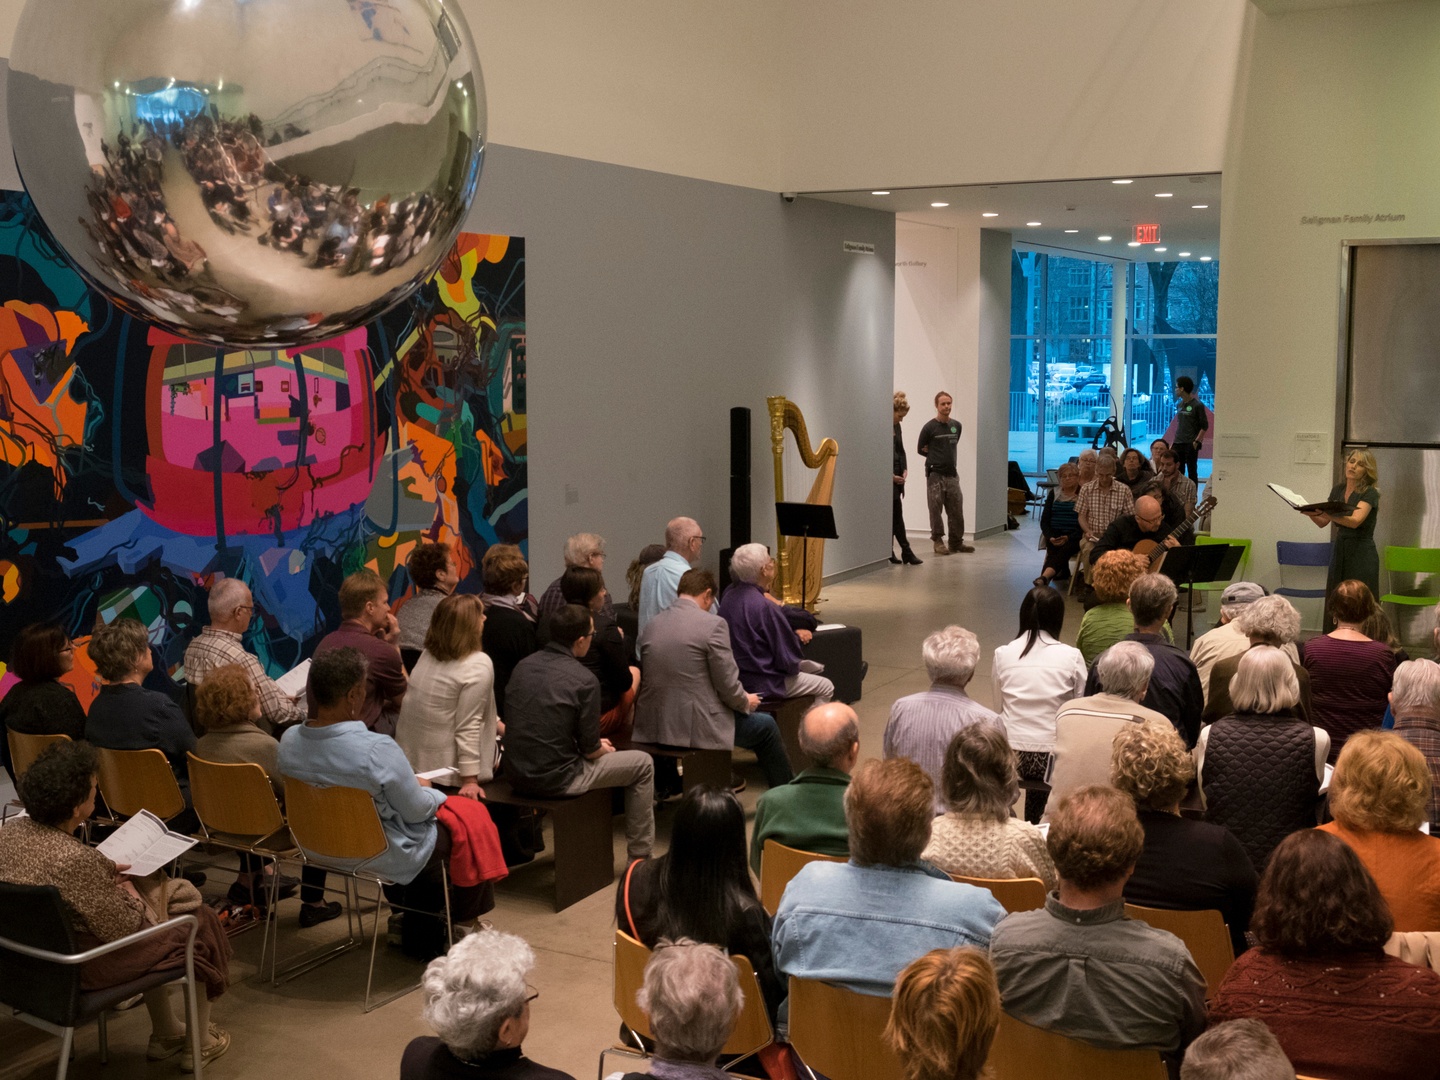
[1320,730,1440,930]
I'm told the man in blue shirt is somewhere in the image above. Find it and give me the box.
[773,757,1005,998]
[637,516,705,634]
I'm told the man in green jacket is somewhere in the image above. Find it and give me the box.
[749,702,860,873]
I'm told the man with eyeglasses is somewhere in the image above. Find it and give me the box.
[503,604,655,861]
[185,577,307,733]
[637,516,709,634]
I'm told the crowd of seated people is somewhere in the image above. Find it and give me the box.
[14,512,1440,1080]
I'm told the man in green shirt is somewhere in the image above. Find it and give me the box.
[749,702,859,873]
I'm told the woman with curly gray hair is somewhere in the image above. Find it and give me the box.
[1112,718,1257,955]
[402,930,574,1079]
[614,939,744,1080]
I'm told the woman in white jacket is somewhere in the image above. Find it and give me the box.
[992,586,1087,823]
[395,593,498,799]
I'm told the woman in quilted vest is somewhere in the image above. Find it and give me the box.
[1196,646,1330,870]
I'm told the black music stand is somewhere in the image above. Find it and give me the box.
[1158,544,1245,649]
[775,502,838,609]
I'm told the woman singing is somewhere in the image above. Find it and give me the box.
[1304,449,1381,618]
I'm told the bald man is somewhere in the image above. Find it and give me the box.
[637,516,706,634]
[1090,494,1185,567]
[748,702,859,873]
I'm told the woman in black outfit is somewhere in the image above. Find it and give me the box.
[615,787,782,1022]
[891,392,922,565]
[0,622,87,783]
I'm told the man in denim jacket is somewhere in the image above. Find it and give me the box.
[772,757,1004,998]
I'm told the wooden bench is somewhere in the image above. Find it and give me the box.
[623,741,732,794]
[482,776,617,911]
[756,694,817,773]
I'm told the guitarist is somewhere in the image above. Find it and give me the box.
[1090,495,1188,567]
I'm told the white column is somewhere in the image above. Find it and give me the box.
[1110,261,1128,429]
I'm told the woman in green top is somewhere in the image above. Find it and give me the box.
[1076,549,1173,666]
[1304,449,1381,621]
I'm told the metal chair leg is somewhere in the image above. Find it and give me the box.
[54,1026,74,1080]
[96,1011,108,1063]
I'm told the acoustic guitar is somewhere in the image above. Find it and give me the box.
[1132,494,1219,572]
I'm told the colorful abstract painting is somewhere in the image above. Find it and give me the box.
[0,190,525,700]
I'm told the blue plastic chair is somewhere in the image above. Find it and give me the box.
[1276,541,1331,631]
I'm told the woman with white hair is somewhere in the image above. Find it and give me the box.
[1196,646,1330,870]
[610,939,743,1080]
[403,930,575,1079]
[1201,594,1312,725]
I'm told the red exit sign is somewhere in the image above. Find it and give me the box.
[1135,223,1161,244]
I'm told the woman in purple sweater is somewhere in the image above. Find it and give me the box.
[1303,580,1397,762]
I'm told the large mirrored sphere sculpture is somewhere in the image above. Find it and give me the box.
[8,0,485,349]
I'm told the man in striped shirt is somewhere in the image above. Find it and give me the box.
[1076,453,1134,587]
[184,578,306,733]
[883,625,1004,815]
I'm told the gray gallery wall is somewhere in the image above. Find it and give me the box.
[465,143,896,587]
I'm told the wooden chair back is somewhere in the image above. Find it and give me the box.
[7,731,71,780]
[612,931,775,1059]
[950,875,1047,913]
[283,778,387,861]
[987,1012,1168,1080]
[186,753,285,838]
[1123,904,1234,999]
[759,840,846,915]
[94,747,186,821]
[787,976,905,1080]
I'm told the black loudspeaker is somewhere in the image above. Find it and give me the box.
[729,407,751,548]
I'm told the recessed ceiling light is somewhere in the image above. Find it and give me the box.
[982,212,998,218]
[1112,179,1133,185]
[1155,193,1174,198]
[1027,221,1042,227]
[1192,204,1209,209]
[1128,241,1142,247]
[1200,256,1213,262]
[1155,247,1167,252]
[1178,251,1191,257]
[871,190,890,195]
[931,202,949,208]
[1064,229,1079,234]
[1097,235,1112,242]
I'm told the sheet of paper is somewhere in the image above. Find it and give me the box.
[96,809,198,876]
[815,623,846,631]
[1268,483,1311,508]
[0,807,29,826]
[274,658,311,699]
[416,767,459,786]
[1035,822,1050,839]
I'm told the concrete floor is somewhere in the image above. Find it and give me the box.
[1,517,1213,1080]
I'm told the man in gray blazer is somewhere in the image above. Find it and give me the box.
[634,568,794,790]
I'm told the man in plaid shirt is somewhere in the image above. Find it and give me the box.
[1393,654,1440,831]
[184,578,307,733]
[1076,453,1134,582]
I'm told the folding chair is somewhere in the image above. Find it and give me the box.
[282,777,451,1012]
[1381,546,1440,645]
[986,1012,1168,1079]
[1124,903,1234,1000]
[758,840,846,915]
[1275,541,1331,632]
[93,747,187,823]
[7,731,72,779]
[787,976,904,1080]
[186,753,313,982]
[600,930,772,1080]
[0,883,206,1080]
[949,875,1047,913]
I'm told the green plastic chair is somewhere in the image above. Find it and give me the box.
[1381,546,1440,609]
[1193,536,1252,593]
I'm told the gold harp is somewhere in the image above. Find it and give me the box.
[768,395,838,610]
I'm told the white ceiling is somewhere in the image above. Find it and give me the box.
[806,173,1221,262]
